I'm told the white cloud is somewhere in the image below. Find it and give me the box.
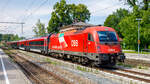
[34,7,53,16]
[87,0,128,16]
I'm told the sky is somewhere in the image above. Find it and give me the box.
[0,0,129,38]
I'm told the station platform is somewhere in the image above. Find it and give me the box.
[0,49,31,84]
[125,53,150,61]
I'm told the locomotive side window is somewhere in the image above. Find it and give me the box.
[88,33,94,41]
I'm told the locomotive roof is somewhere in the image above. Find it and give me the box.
[85,26,115,31]
[60,22,96,32]
[56,26,116,36]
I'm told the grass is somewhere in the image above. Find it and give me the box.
[44,58,96,73]
[45,58,99,73]
[76,65,99,74]
[3,49,12,55]
[137,64,149,70]
[117,62,149,70]
[123,51,150,54]
[45,58,58,65]
[2,49,16,63]
[117,62,135,68]
[77,66,87,72]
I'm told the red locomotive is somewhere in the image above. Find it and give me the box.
[7,25,125,66]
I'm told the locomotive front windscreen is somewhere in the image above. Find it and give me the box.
[97,31,118,42]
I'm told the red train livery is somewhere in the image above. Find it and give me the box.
[7,26,125,66]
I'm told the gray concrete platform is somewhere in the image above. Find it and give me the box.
[0,49,31,84]
[125,53,150,61]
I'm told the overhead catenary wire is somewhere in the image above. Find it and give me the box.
[22,0,49,22]
[20,0,37,22]
[11,0,36,35]
[12,0,48,37]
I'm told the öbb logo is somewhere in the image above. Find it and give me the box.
[71,40,78,47]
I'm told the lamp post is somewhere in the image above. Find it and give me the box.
[136,18,142,56]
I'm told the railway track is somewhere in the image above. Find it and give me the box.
[18,49,150,83]
[4,48,150,84]
[98,67,150,83]
[118,68,150,77]
[5,49,71,84]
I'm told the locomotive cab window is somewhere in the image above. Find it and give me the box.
[97,31,118,42]
[88,33,94,41]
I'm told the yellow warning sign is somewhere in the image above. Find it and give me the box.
[138,40,140,44]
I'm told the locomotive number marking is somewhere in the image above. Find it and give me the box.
[71,40,78,47]
[108,49,115,52]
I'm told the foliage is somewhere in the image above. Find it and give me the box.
[117,62,134,68]
[148,45,150,49]
[119,9,150,50]
[33,19,46,37]
[104,8,129,38]
[11,34,23,41]
[47,0,90,33]
[0,34,2,42]
[120,0,150,10]
[69,4,91,22]
[76,66,87,72]
[105,0,150,50]
[137,64,148,70]
[0,34,24,42]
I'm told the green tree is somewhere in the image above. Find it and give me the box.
[119,10,150,50]
[11,34,21,41]
[69,4,90,22]
[33,19,46,37]
[47,0,90,33]
[0,34,2,42]
[2,34,12,41]
[47,12,60,33]
[121,0,150,10]
[104,8,129,38]
[0,34,24,42]
[104,0,150,50]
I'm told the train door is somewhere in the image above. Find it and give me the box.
[25,41,27,50]
[83,33,88,53]
[87,33,96,53]
[44,38,47,53]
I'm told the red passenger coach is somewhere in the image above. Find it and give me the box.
[19,40,26,49]
[7,41,19,49]
[24,36,48,53]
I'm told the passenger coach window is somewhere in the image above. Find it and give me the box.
[88,33,94,41]
[41,41,44,45]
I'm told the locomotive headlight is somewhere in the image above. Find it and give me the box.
[97,46,101,52]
